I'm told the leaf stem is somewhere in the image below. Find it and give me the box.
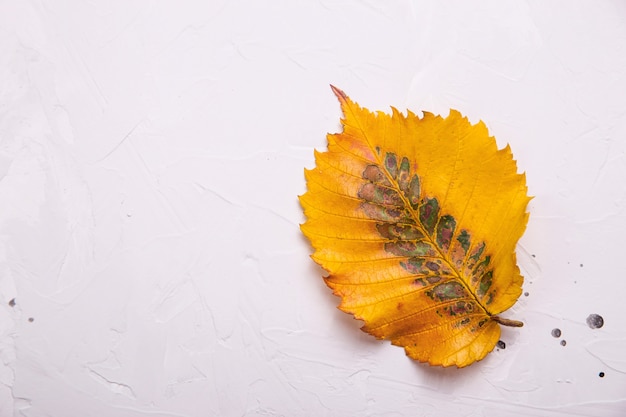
[492,316,524,327]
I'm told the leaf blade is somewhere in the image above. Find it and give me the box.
[300,86,530,367]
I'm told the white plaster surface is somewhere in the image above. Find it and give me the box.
[1,1,625,416]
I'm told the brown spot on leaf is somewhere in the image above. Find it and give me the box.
[402,257,426,274]
[385,241,433,257]
[413,278,427,287]
[385,152,398,179]
[436,215,456,251]
[419,197,439,235]
[425,261,440,272]
[358,183,404,207]
[376,223,423,240]
[472,256,491,284]
[426,281,466,301]
[362,164,388,184]
[476,271,493,297]
[446,301,474,316]
[406,176,421,208]
[465,242,486,274]
[426,276,441,285]
[360,202,406,222]
[397,157,411,194]
[453,317,471,328]
[456,230,470,253]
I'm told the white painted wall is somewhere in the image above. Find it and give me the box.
[1,1,625,416]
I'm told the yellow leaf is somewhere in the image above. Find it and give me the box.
[300,86,531,368]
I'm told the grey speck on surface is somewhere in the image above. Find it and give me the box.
[586,314,604,329]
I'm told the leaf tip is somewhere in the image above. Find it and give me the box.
[330,84,348,103]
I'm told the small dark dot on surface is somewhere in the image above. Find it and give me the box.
[599,372,605,378]
[560,340,567,346]
[497,340,506,349]
[524,292,529,297]
[28,317,34,323]
[586,314,604,329]
[8,299,15,307]
[551,328,562,338]
[532,254,536,258]
[580,263,583,267]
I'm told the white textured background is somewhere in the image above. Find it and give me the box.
[1,1,625,416]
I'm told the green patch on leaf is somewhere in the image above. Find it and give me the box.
[419,197,440,235]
